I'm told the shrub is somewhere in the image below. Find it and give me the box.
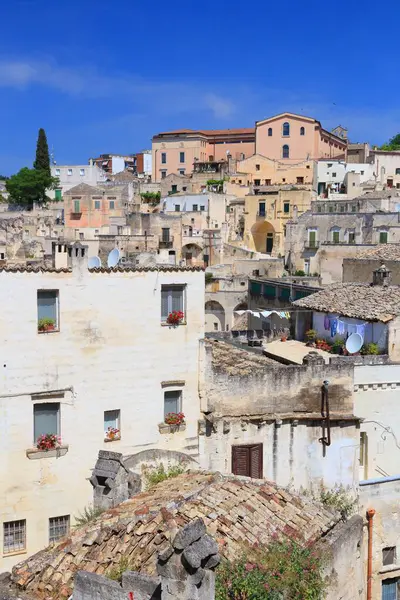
[215,540,326,600]
[140,192,160,204]
[143,463,185,489]
[361,342,379,355]
[294,269,306,276]
[205,272,214,283]
[318,485,356,520]
[305,329,317,342]
[107,555,132,582]
[315,339,332,352]
[331,337,345,354]
[74,505,105,527]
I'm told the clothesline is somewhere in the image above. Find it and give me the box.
[234,310,290,319]
[325,315,367,340]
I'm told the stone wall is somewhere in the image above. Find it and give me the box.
[343,257,400,284]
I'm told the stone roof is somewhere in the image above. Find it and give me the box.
[0,266,203,273]
[293,282,400,321]
[12,472,340,599]
[63,183,105,195]
[356,244,400,261]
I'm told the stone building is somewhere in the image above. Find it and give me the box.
[0,247,204,571]
[343,245,400,285]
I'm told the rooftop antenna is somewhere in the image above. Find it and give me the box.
[51,145,57,166]
[107,248,120,268]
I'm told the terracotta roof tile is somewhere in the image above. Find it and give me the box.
[12,472,341,598]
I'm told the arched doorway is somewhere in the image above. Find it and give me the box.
[205,300,226,332]
[250,221,275,254]
[232,301,248,330]
[182,243,202,266]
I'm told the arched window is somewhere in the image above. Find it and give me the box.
[300,126,305,136]
[282,145,289,159]
[282,122,290,137]
[268,127,273,137]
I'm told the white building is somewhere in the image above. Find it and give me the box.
[0,248,204,570]
[317,159,375,197]
[51,161,107,199]
[371,150,400,189]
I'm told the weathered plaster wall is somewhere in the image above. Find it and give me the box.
[359,477,400,600]
[343,258,400,285]
[0,262,204,570]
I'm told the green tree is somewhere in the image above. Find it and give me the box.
[380,133,400,151]
[33,128,51,175]
[6,167,59,208]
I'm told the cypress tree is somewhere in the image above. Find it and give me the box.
[33,128,50,175]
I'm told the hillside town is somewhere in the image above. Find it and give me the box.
[2,114,400,600]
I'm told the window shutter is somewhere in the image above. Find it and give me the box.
[34,403,59,440]
[171,289,183,312]
[164,391,181,417]
[232,446,249,477]
[250,444,263,479]
[161,289,169,319]
[382,579,397,600]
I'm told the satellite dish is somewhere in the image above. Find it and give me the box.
[345,333,363,354]
[107,248,120,268]
[88,256,101,269]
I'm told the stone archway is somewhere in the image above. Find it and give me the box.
[250,221,275,254]
[182,243,202,266]
[205,300,226,332]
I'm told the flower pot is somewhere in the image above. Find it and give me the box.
[281,336,287,342]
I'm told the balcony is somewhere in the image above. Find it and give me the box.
[304,240,319,250]
[70,211,82,220]
[256,211,266,218]
[159,235,174,249]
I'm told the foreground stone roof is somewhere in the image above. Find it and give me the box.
[293,282,400,321]
[356,244,400,261]
[12,472,339,599]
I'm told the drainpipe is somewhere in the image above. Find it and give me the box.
[366,508,376,600]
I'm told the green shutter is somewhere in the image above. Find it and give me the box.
[74,200,80,213]
[284,203,290,213]
[55,189,62,201]
[280,287,290,300]
[250,282,262,295]
[263,285,276,298]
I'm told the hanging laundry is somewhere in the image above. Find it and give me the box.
[330,318,338,337]
[356,324,366,342]
[337,320,345,335]
[324,315,330,330]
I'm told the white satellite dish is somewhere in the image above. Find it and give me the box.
[345,333,363,354]
[88,256,101,269]
[107,248,120,268]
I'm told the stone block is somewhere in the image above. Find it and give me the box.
[202,553,221,570]
[73,571,126,600]
[158,544,174,562]
[122,571,161,600]
[173,518,206,550]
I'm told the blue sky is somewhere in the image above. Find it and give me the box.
[1,0,399,175]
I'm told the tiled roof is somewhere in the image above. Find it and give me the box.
[154,128,255,137]
[0,266,204,273]
[64,183,105,195]
[356,245,400,261]
[12,472,340,598]
[293,282,400,321]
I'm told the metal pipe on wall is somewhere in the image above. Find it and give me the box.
[366,508,376,600]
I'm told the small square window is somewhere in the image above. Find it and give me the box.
[383,547,396,566]
[179,169,185,176]
[193,204,198,212]
[175,205,180,212]
[67,169,72,176]
[104,409,120,440]
[55,168,60,176]
[3,520,26,554]
[164,390,182,418]
[79,232,84,240]
[380,231,388,244]
[79,169,85,176]
[94,200,101,209]
[37,290,59,332]
[296,177,304,184]
[256,164,260,171]
[161,284,185,322]
[214,322,218,331]
[49,516,70,544]
[284,203,290,214]
[200,205,205,211]
[182,186,187,191]
[361,170,364,175]
[332,172,337,177]
[161,170,167,179]
[34,402,60,442]
[254,179,261,186]
[109,201,115,209]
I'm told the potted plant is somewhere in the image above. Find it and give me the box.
[105,426,120,441]
[281,334,287,342]
[305,329,317,346]
[38,317,56,333]
[164,412,185,428]
[36,433,60,451]
[166,311,184,326]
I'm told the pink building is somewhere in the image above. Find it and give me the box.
[152,128,255,182]
[255,113,347,162]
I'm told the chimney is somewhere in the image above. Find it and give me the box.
[68,241,89,277]
[373,262,392,286]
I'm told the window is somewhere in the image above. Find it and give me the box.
[268,127,272,136]
[383,547,397,566]
[348,230,356,244]
[300,126,305,136]
[164,390,182,417]
[179,152,185,163]
[396,169,400,175]
[179,169,185,175]
[351,205,357,212]
[162,228,170,242]
[382,579,399,599]
[3,520,26,555]
[361,170,364,175]
[332,230,340,243]
[282,122,290,137]
[109,201,115,209]
[67,169,72,176]
[214,322,218,331]
[284,202,290,213]
[34,402,60,441]
[161,153,166,164]
[104,409,120,436]
[73,200,80,213]
[171,184,178,193]
[256,164,260,171]
[254,179,261,186]
[258,202,266,217]
[193,204,198,212]
[94,200,101,209]
[232,444,263,478]
[161,170,167,179]
[174,204,180,212]
[282,145,289,159]
[49,516,70,544]
[37,290,59,332]
[327,163,333,168]
[380,231,388,244]
[296,176,304,184]
[332,172,337,177]
[182,186,187,192]
[79,232,84,240]
[55,189,62,201]
[161,284,185,322]
[265,179,271,186]
[200,205,205,211]
[79,168,85,176]
[308,230,317,248]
